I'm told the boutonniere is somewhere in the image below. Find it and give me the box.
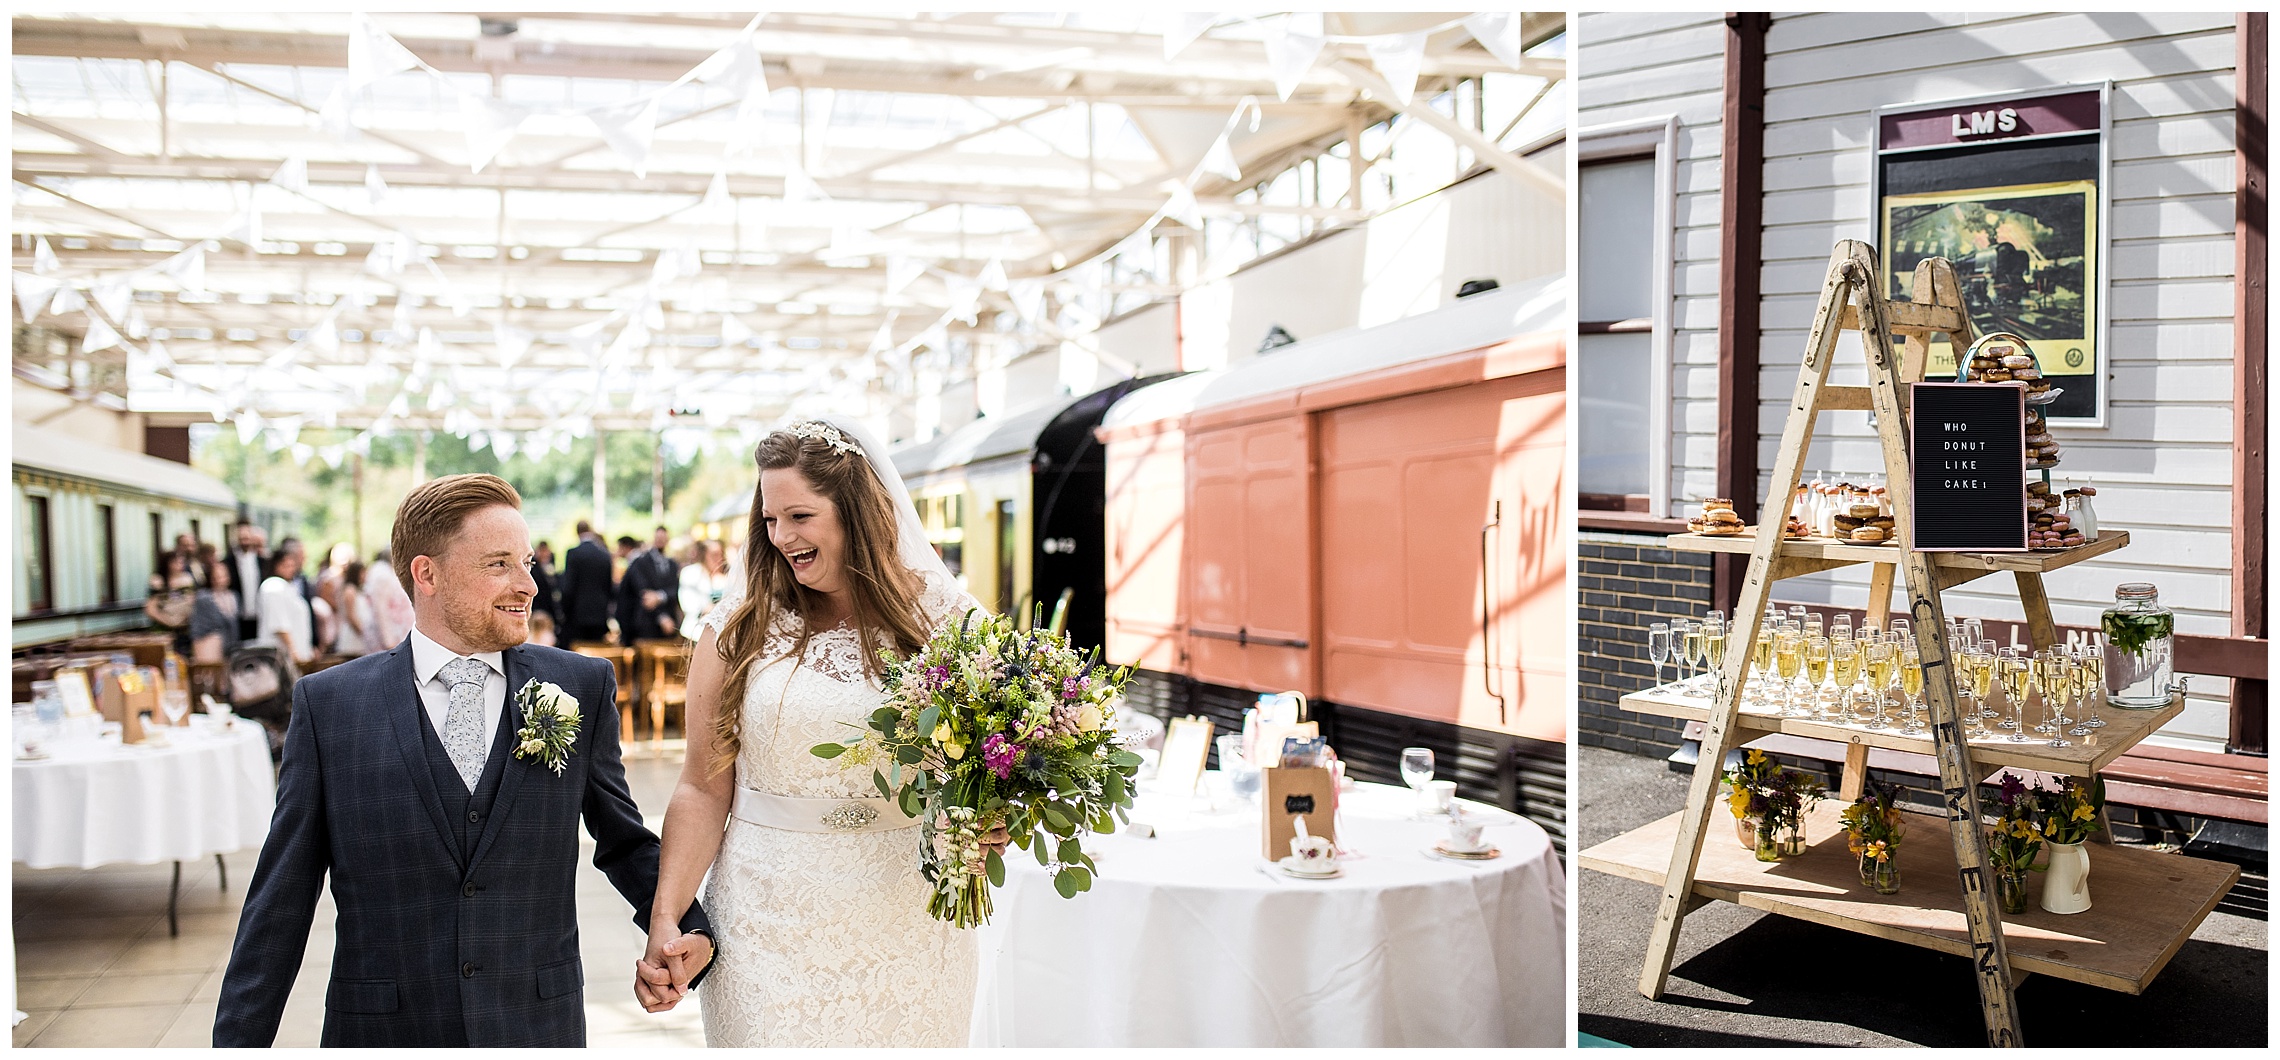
[513,679,582,775]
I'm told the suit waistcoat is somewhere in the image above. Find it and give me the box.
[415,699,516,863]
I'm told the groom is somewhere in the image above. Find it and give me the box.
[215,474,712,1047]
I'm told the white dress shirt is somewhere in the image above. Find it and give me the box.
[409,627,508,756]
[255,576,314,663]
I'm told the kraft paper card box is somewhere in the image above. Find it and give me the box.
[99,669,155,744]
[1253,720,1319,767]
[1261,765,1337,860]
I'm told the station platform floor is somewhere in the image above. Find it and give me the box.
[11,749,707,1048]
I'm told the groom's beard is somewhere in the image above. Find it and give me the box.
[443,593,533,653]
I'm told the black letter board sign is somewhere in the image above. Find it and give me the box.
[1911,383,2026,552]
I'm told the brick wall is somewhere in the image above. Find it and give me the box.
[1578,529,1716,758]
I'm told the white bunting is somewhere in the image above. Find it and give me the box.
[321,445,346,469]
[365,165,391,209]
[345,13,423,92]
[569,314,616,361]
[459,92,531,174]
[1364,31,1431,107]
[493,433,520,460]
[1262,13,1327,102]
[869,318,897,354]
[1010,278,1047,325]
[494,323,532,368]
[313,84,357,140]
[291,443,316,464]
[885,255,924,297]
[977,256,1009,293]
[224,203,263,248]
[1463,12,1524,70]
[783,162,828,204]
[14,272,63,322]
[588,96,664,178]
[1165,183,1206,229]
[33,237,59,275]
[699,169,734,219]
[1199,132,1241,182]
[310,304,342,357]
[160,243,206,294]
[944,275,982,326]
[91,279,132,323]
[416,326,442,367]
[721,311,754,347]
[236,411,265,446]
[1163,12,1218,60]
[270,153,309,194]
[125,307,149,340]
[81,314,122,354]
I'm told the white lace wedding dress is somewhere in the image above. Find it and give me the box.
[698,570,983,1047]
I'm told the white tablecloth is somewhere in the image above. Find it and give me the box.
[970,778,1565,1047]
[12,718,276,870]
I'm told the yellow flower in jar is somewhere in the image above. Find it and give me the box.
[2070,803,2095,822]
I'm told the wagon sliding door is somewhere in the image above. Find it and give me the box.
[1183,417,1314,696]
[1317,368,1565,741]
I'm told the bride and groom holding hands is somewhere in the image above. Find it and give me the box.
[214,418,990,1048]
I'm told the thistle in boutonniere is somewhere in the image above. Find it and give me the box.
[513,679,581,775]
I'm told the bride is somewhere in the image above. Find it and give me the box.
[644,417,998,1047]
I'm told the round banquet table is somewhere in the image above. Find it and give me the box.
[12,716,275,871]
[968,777,1565,1047]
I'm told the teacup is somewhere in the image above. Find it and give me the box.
[1446,813,1488,853]
[1420,779,1457,816]
[1289,834,1337,865]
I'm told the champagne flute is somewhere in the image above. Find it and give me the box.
[1774,629,1805,715]
[1749,627,1776,706]
[1648,622,1672,689]
[2079,638,2107,729]
[1705,622,1729,699]
[1700,612,1727,691]
[2000,651,2033,742]
[1976,639,2001,718]
[1675,618,1700,689]
[1970,646,2000,735]
[2039,652,2073,748]
[1899,646,1925,735]
[2068,649,2097,736]
[1957,648,1988,739]
[1825,636,1856,722]
[1863,640,1895,729]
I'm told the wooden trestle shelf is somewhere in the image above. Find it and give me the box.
[1590,243,2237,1047]
[1578,801,2240,995]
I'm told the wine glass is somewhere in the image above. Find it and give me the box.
[1773,629,1805,715]
[1647,622,1672,689]
[2000,650,2033,742]
[1704,621,1729,698]
[1898,646,1925,735]
[160,688,192,729]
[1748,625,1776,706]
[2078,638,2107,730]
[1862,640,1894,730]
[1814,635,1843,720]
[2039,652,2073,748]
[1976,639,2001,719]
[1401,747,1437,815]
[1672,618,1697,688]
[1824,633,1860,724]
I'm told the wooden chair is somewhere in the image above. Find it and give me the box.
[188,660,228,706]
[570,643,638,748]
[635,639,692,756]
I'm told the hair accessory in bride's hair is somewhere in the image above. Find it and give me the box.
[786,420,863,458]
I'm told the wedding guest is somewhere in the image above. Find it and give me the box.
[617,525,681,642]
[175,533,208,587]
[146,550,200,655]
[256,540,314,666]
[275,538,315,604]
[230,521,270,641]
[528,609,558,648]
[366,548,416,649]
[190,558,243,664]
[560,520,616,644]
[531,540,566,633]
[337,561,379,657]
[678,539,731,641]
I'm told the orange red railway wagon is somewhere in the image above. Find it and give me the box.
[1098,275,1569,849]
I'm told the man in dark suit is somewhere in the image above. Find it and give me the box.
[214,476,712,1048]
[230,520,270,642]
[615,525,682,642]
[556,521,616,645]
[530,540,565,633]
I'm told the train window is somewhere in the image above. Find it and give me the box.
[24,495,54,613]
[97,504,117,604]
[995,499,1015,616]
[151,512,165,571]
[1578,130,1675,519]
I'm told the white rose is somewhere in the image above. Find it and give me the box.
[1074,704,1104,732]
[535,682,578,720]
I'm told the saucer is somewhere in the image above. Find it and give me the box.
[1277,856,1343,878]
[1429,842,1501,861]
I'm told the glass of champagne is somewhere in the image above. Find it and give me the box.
[1749,626,1776,706]
[1699,613,1726,691]
[1648,622,1672,689]
[2078,638,2107,730]
[1705,622,1729,698]
[2068,648,2098,736]
[2040,652,2073,748]
[1862,640,1895,729]
[1824,635,1855,722]
[1963,617,1984,649]
[1956,648,1987,739]
[1673,618,1699,688]
[1774,629,1805,715]
[1898,646,1925,735]
[1401,747,1437,816]
[1976,639,2001,718]
[2000,651,2033,742]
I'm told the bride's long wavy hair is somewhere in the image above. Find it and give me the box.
[708,428,930,778]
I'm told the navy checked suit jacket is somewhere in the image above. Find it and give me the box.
[213,638,707,1047]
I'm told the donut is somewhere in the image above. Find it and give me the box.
[2001,354,2035,370]
[1852,526,1886,543]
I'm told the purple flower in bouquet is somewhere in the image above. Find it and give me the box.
[1997,772,2027,808]
[982,734,1021,779]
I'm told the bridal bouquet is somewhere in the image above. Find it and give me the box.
[812,610,1142,927]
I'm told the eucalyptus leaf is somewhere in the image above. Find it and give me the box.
[916,705,940,737]
[987,850,1006,887]
[1033,836,1051,866]
[1057,837,1081,863]
[1069,865,1092,892]
[895,744,925,765]
[874,771,895,801]
[811,741,849,759]
[1053,868,1079,899]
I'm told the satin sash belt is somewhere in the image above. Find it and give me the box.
[732,787,916,833]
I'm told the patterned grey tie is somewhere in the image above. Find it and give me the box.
[439,657,492,791]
